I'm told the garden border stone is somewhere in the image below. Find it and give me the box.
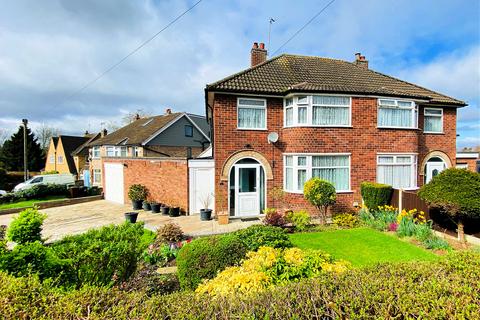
[0,195,103,215]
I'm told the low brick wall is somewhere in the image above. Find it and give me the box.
[0,195,103,215]
[105,158,189,213]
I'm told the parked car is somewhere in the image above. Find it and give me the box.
[13,174,75,192]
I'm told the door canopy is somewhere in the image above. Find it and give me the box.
[220,150,273,181]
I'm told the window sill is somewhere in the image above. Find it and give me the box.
[284,190,353,194]
[423,131,444,135]
[377,126,419,130]
[283,125,353,129]
[236,128,268,131]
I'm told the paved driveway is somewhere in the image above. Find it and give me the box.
[0,200,259,242]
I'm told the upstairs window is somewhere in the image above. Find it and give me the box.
[424,108,443,133]
[378,99,417,129]
[92,146,101,159]
[184,125,193,137]
[237,98,266,130]
[49,155,55,163]
[106,146,127,157]
[284,95,351,127]
[57,155,64,164]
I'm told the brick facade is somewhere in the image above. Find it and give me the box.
[213,94,457,215]
[456,157,479,172]
[103,158,189,213]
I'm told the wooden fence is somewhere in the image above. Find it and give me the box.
[390,189,430,218]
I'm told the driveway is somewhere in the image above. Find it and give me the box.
[0,200,260,242]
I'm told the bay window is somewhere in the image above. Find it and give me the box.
[284,154,351,193]
[424,108,443,133]
[378,99,417,128]
[237,98,266,130]
[284,95,351,127]
[377,154,417,189]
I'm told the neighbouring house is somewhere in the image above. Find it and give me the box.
[70,132,102,186]
[44,134,95,178]
[204,42,467,217]
[91,110,210,209]
[456,151,480,172]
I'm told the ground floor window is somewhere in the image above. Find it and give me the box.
[93,169,102,184]
[284,154,350,192]
[377,154,417,189]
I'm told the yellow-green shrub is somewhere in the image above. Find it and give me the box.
[285,210,312,231]
[196,246,348,296]
[332,213,359,228]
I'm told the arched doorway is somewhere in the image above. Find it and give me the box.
[424,156,447,183]
[228,158,266,217]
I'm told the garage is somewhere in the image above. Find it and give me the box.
[189,158,215,215]
[104,163,124,204]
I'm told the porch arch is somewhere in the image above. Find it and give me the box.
[419,150,452,175]
[220,150,273,180]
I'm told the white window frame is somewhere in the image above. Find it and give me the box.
[105,146,128,157]
[284,95,352,128]
[424,107,443,133]
[49,155,55,164]
[456,163,468,169]
[237,97,267,130]
[377,99,418,129]
[93,169,102,184]
[57,155,63,164]
[92,146,101,159]
[283,153,351,193]
[376,153,417,190]
[133,147,140,157]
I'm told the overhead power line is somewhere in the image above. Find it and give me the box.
[271,0,337,56]
[53,0,204,109]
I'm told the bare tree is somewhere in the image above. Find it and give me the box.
[35,123,59,152]
[0,129,10,147]
[121,109,151,125]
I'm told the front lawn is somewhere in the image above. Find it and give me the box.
[290,227,438,267]
[0,195,67,210]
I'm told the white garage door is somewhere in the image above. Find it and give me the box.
[104,163,124,204]
[189,159,215,215]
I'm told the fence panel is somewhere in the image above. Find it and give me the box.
[390,189,430,219]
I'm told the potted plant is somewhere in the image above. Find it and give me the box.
[142,200,151,211]
[169,202,180,217]
[200,193,213,221]
[128,184,148,210]
[151,202,161,213]
[124,212,139,223]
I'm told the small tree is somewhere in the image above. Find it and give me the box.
[418,168,480,242]
[7,208,46,244]
[303,178,336,224]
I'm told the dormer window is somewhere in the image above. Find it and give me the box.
[284,95,351,127]
[378,99,417,129]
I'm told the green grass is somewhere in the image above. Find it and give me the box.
[0,195,67,210]
[290,227,438,267]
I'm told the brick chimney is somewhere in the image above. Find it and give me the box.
[165,108,172,115]
[354,52,368,69]
[251,42,267,67]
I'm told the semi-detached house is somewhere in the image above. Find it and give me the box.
[205,42,467,216]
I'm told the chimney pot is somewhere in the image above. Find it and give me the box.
[165,108,172,115]
[259,42,265,49]
[101,129,108,137]
[135,113,140,120]
[253,42,258,48]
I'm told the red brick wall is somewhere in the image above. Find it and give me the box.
[104,158,189,212]
[213,94,457,214]
[456,158,479,172]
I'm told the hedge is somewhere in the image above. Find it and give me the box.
[0,251,478,319]
[360,182,393,210]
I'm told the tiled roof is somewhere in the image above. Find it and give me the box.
[207,54,466,106]
[58,135,91,174]
[89,112,183,146]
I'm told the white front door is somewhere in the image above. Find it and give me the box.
[235,164,260,216]
[104,163,124,204]
[425,162,445,183]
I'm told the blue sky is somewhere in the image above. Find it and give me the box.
[0,0,478,147]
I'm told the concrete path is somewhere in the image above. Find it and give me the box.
[0,200,260,242]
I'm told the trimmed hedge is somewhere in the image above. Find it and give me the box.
[360,182,393,210]
[0,251,478,319]
[234,225,292,251]
[176,234,247,290]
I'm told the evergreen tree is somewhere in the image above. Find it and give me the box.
[0,126,44,171]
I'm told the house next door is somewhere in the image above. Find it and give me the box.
[235,164,260,216]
